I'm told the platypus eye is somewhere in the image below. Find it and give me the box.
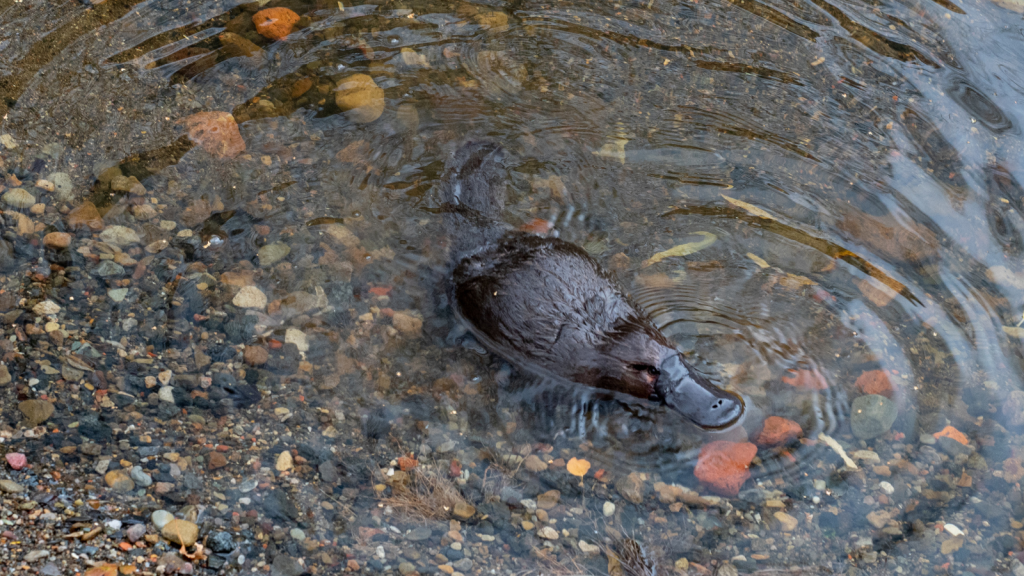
[630,364,659,376]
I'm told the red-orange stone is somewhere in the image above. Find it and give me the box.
[253,8,300,41]
[854,370,893,397]
[694,441,757,497]
[181,111,246,159]
[933,425,969,446]
[781,368,828,390]
[755,416,803,447]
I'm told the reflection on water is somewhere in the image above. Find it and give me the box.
[3,0,1024,571]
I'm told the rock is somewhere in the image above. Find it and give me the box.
[161,519,199,546]
[127,523,147,543]
[694,441,758,497]
[271,554,304,576]
[151,510,174,529]
[0,479,25,493]
[941,535,964,554]
[258,242,290,267]
[615,472,646,504]
[263,490,299,522]
[181,112,246,159]
[24,550,49,562]
[253,8,300,41]
[209,531,235,553]
[854,370,893,398]
[392,311,423,337]
[452,559,473,572]
[537,526,559,540]
[774,511,798,531]
[19,399,55,425]
[49,172,73,201]
[275,450,293,472]
[865,510,890,529]
[105,470,136,492]
[244,345,269,365]
[108,288,129,303]
[1003,390,1024,427]
[208,452,228,470]
[43,232,72,249]
[3,188,35,209]
[40,563,61,576]
[603,501,615,517]
[130,466,153,487]
[68,201,103,230]
[6,453,27,470]
[233,286,267,309]
[158,386,176,404]
[95,459,111,474]
[219,32,263,59]
[93,260,125,277]
[536,490,560,510]
[851,394,898,439]
[398,562,416,575]
[523,454,547,472]
[335,74,385,124]
[453,501,475,520]
[407,526,432,541]
[98,225,140,247]
[578,540,601,555]
[473,10,508,29]
[0,365,9,385]
[289,527,305,541]
[755,416,803,446]
[32,300,61,316]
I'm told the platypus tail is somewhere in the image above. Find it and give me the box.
[441,140,511,256]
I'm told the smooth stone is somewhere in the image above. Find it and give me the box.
[289,528,305,541]
[130,466,153,487]
[99,225,141,247]
[151,510,174,529]
[6,453,27,470]
[851,394,898,439]
[108,288,129,302]
[93,260,125,277]
[32,300,61,315]
[127,523,147,543]
[43,232,72,249]
[275,450,293,472]
[334,73,385,124]
[24,550,49,562]
[105,469,135,492]
[48,172,73,201]
[158,386,176,404]
[19,399,55,426]
[270,554,304,576]
[3,188,35,209]
[161,519,199,546]
[233,286,267,309]
[407,526,432,541]
[258,242,290,267]
[0,479,24,493]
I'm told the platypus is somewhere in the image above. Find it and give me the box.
[441,141,743,429]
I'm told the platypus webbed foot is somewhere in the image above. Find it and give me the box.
[654,354,744,429]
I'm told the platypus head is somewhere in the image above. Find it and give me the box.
[592,324,744,429]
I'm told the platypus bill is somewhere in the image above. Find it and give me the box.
[442,141,743,429]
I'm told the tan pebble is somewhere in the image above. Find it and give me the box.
[523,454,547,472]
[43,232,72,249]
[773,511,798,531]
[35,179,55,192]
[334,74,385,124]
[233,285,267,309]
[161,519,199,547]
[30,203,45,215]
[536,526,559,540]
[276,451,293,472]
[392,311,423,337]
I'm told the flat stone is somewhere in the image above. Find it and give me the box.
[233,286,267,309]
[270,554,304,576]
[32,300,61,315]
[536,490,560,510]
[289,528,305,541]
[523,454,547,472]
[127,523,147,543]
[537,526,559,540]
[99,225,141,247]
[23,550,49,562]
[161,519,199,546]
[19,399,55,426]
[43,232,72,249]
[603,501,615,517]
[275,450,293,472]
[6,453,27,470]
[3,188,35,209]
[0,479,25,493]
[68,201,103,230]
[108,288,129,303]
[105,469,135,492]
[158,386,176,404]
[453,501,475,520]
[851,394,898,440]
[258,242,290,267]
[774,511,798,531]
[93,260,125,277]
[49,172,73,201]
[407,526,432,541]
[130,466,153,487]
[151,510,174,529]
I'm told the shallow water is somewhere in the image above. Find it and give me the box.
[2,0,1024,573]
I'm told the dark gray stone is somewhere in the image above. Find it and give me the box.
[270,554,304,576]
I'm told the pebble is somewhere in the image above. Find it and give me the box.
[0,479,24,493]
[48,172,73,201]
[603,501,615,517]
[258,242,290,267]
[19,399,55,426]
[127,524,147,543]
[130,466,153,487]
[6,453,27,470]
[335,74,385,124]
[161,519,199,547]
[32,300,61,315]
[289,528,305,541]
[98,225,141,247]
[270,554,304,576]
[3,188,35,208]
[276,450,293,472]
[93,260,125,277]
[536,490,560,510]
[579,540,601,555]
[774,511,798,531]
[537,526,559,540]
[104,469,135,492]
[24,550,49,562]
[453,501,475,520]
[851,394,898,439]
[108,288,129,303]
[151,510,174,529]
[407,527,432,541]
[43,232,72,249]
[524,454,548,472]
[233,286,267,309]
[158,386,176,404]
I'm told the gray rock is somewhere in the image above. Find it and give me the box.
[48,172,73,202]
[130,466,153,487]
[93,260,126,277]
[499,486,523,506]
[40,563,61,576]
[258,242,291,267]
[108,288,129,303]
[936,436,971,458]
[0,479,25,493]
[3,188,35,209]
[99,225,140,247]
[94,458,112,475]
[453,558,473,572]
[289,528,306,541]
[270,554,304,576]
[127,523,147,543]
[318,461,340,484]
[151,509,174,529]
[23,550,49,562]
[398,562,416,575]
[406,526,432,541]
[208,531,235,553]
[850,394,898,440]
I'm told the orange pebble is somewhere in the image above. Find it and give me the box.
[933,425,968,446]
[253,8,300,41]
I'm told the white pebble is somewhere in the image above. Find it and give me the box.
[878,481,895,495]
[603,501,615,517]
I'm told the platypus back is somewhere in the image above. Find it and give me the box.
[442,141,744,430]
